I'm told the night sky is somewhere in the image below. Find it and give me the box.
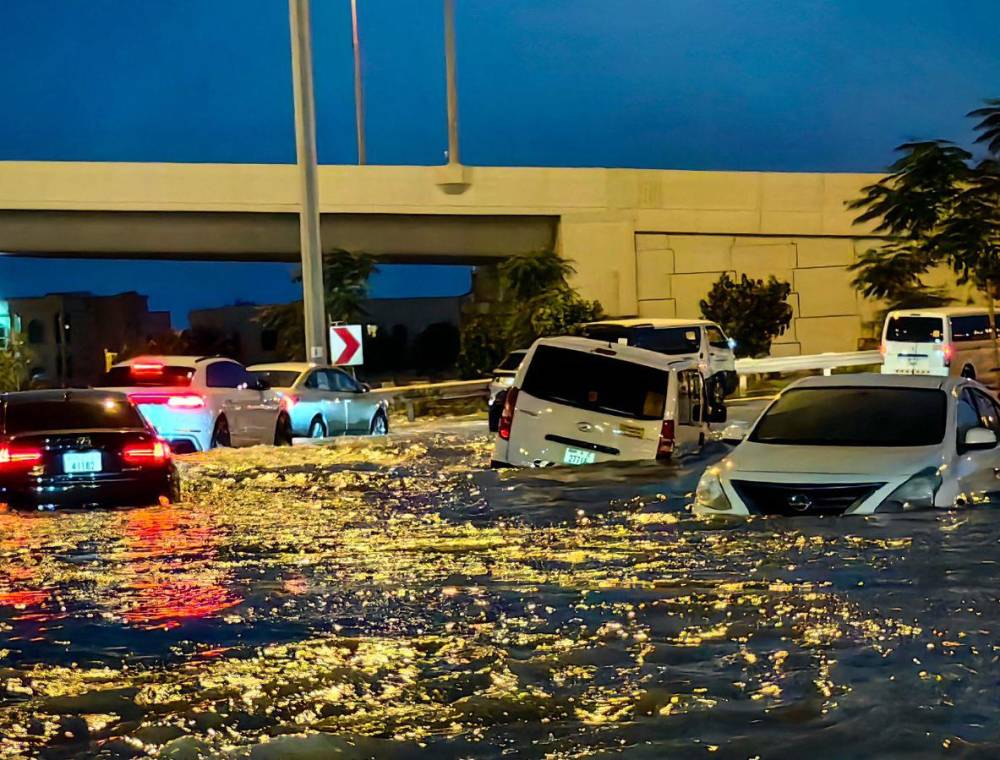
[1,0,998,325]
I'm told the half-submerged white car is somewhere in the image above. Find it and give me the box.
[694,373,1000,517]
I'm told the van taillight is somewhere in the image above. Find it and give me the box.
[656,420,675,460]
[879,342,887,356]
[943,344,954,365]
[498,387,519,440]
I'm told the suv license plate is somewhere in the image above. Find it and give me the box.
[563,447,597,466]
[63,451,102,474]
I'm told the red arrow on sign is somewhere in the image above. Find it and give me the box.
[332,326,361,365]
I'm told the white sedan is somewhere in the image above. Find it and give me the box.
[248,363,389,439]
[694,373,1000,517]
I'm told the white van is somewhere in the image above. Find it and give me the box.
[579,318,738,399]
[881,307,998,384]
[492,336,723,468]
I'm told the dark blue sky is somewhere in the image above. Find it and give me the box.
[1,0,998,324]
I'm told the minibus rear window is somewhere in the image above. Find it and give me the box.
[885,316,944,343]
[521,345,668,420]
[950,315,994,342]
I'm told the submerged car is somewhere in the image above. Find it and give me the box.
[101,356,291,453]
[0,390,180,510]
[247,362,389,438]
[493,336,724,468]
[694,374,1000,517]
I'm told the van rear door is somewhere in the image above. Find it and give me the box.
[882,314,948,376]
[508,344,666,466]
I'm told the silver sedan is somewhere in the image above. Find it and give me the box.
[248,363,389,439]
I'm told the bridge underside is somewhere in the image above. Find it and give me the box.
[0,210,558,263]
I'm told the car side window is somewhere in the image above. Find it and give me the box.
[705,326,729,349]
[971,390,1000,435]
[206,361,250,389]
[327,369,360,393]
[676,370,703,425]
[957,391,981,445]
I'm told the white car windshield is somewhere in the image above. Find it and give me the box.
[750,387,947,447]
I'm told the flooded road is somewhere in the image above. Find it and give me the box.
[3,415,1000,758]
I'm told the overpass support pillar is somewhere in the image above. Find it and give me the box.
[557,215,637,318]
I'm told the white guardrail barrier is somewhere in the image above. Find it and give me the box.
[368,351,882,419]
[735,350,883,393]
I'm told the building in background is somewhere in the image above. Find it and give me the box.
[189,295,467,368]
[0,300,19,348]
[8,291,170,386]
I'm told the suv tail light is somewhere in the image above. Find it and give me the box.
[498,387,519,441]
[0,444,44,470]
[123,441,171,466]
[942,344,954,366]
[130,393,205,409]
[656,420,675,460]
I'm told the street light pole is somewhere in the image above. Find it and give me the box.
[350,0,366,165]
[288,0,329,364]
[443,0,460,165]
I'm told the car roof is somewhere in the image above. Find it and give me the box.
[533,336,700,371]
[585,318,715,329]
[0,389,129,403]
[887,306,990,317]
[786,372,963,392]
[247,362,316,373]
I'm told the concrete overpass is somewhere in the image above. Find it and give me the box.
[1,160,962,355]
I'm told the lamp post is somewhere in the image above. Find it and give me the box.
[350,0,366,165]
[444,0,459,165]
[288,0,328,364]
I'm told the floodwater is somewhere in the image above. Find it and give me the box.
[2,418,1000,758]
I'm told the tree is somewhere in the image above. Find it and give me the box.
[848,99,1000,369]
[256,250,378,360]
[700,273,793,358]
[0,332,33,391]
[458,252,603,377]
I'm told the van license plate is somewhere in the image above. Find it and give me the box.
[563,447,597,466]
[63,451,102,474]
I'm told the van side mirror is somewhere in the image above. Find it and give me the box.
[705,403,727,424]
[964,427,997,450]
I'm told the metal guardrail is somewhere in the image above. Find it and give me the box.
[735,350,883,393]
[369,379,490,421]
[370,350,882,419]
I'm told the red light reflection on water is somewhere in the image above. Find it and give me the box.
[119,506,240,630]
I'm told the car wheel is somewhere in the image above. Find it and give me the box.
[274,413,294,446]
[308,416,327,438]
[962,363,977,380]
[370,409,389,436]
[211,416,231,448]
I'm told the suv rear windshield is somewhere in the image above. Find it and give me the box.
[102,365,194,387]
[750,387,947,447]
[885,316,945,343]
[521,344,668,420]
[582,325,701,355]
[4,396,146,434]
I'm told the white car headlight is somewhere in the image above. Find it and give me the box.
[875,467,942,513]
[695,468,732,511]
